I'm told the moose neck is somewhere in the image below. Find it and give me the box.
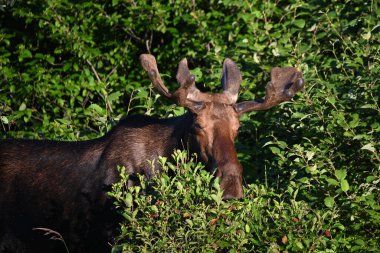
[154,112,204,163]
[167,112,196,152]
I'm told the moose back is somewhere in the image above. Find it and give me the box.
[0,54,304,253]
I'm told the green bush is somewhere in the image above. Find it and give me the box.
[110,150,343,252]
[1,0,379,252]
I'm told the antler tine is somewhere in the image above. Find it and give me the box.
[140,54,173,99]
[234,67,304,114]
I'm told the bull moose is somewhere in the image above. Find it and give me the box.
[0,54,304,253]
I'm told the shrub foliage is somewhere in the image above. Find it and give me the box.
[1,0,379,252]
[110,150,342,252]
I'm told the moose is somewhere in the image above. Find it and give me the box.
[0,54,304,253]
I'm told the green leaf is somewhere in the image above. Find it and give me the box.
[19,103,26,111]
[88,103,105,114]
[176,181,183,191]
[151,205,159,213]
[46,55,55,64]
[190,67,203,79]
[56,118,71,125]
[245,224,251,233]
[305,151,315,161]
[291,112,306,119]
[361,143,376,153]
[211,192,223,205]
[361,104,377,110]
[19,49,32,61]
[349,114,360,128]
[293,19,305,28]
[108,91,122,102]
[122,212,132,222]
[185,219,193,227]
[326,96,336,105]
[295,241,304,250]
[1,116,9,124]
[324,197,335,208]
[361,31,371,40]
[355,239,365,246]
[326,178,339,186]
[366,176,377,183]
[335,169,347,180]
[269,146,281,155]
[340,179,349,192]
[125,193,133,207]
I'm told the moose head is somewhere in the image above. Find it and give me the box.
[140,54,304,199]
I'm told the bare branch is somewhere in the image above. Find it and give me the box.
[123,28,144,43]
[145,40,151,54]
[86,59,102,83]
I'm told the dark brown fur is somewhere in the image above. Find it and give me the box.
[0,114,195,253]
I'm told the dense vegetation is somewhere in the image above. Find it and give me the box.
[1,0,379,252]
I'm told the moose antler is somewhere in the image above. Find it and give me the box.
[140,54,303,113]
[234,67,304,114]
[139,54,173,99]
[140,54,242,109]
[140,54,202,108]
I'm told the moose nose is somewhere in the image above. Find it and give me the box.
[218,164,244,200]
[223,189,243,200]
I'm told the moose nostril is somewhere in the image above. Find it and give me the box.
[285,89,294,98]
[222,192,243,200]
[223,194,234,200]
[296,78,304,89]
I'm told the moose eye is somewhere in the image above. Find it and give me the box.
[193,123,203,130]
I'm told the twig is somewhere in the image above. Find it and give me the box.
[146,40,151,54]
[123,28,144,43]
[81,91,92,109]
[86,59,102,83]
[106,66,117,81]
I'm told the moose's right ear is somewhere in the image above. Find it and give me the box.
[221,58,242,104]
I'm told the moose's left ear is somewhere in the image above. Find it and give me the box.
[221,58,242,104]
[176,58,191,86]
